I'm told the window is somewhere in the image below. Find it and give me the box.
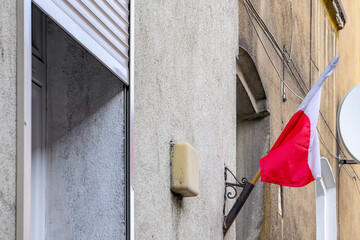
[235,46,270,239]
[29,4,132,239]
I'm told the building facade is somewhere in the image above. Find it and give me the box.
[0,0,360,239]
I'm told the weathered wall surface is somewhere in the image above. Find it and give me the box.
[134,0,239,239]
[0,1,16,239]
[45,20,126,239]
[238,0,339,239]
[1,0,358,239]
[134,0,360,239]
[336,0,360,239]
[238,1,316,239]
[236,117,270,240]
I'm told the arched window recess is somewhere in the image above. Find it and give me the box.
[224,46,270,237]
[236,46,269,120]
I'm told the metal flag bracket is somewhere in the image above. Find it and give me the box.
[223,166,256,236]
[224,166,249,199]
[338,154,357,170]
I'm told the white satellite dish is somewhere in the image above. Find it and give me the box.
[337,83,360,163]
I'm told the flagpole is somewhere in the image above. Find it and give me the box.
[223,169,261,236]
[251,169,261,185]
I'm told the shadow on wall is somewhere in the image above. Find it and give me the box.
[235,47,270,240]
[46,19,125,144]
[40,16,126,239]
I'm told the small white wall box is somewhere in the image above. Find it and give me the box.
[171,142,199,197]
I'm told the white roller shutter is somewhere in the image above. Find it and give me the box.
[33,0,130,85]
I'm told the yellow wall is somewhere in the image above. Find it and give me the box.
[336,1,360,239]
[238,0,360,239]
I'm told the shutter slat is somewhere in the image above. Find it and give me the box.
[66,0,128,58]
[116,0,129,12]
[33,0,130,84]
[106,0,129,21]
[54,0,128,63]
[81,1,129,46]
[94,0,129,35]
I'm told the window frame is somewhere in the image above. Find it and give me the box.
[316,157,337,240]
[16,1,134,239]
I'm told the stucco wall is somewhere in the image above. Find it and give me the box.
[236,117,270,240]
[134,0,238,239]
[237,0,340,239]
[336,0,360,239]
[0,0,356,239]
[45,20,126,239]
[238,1,316,239]
[0,0,16,239]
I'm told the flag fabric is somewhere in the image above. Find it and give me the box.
[259,56,340,187]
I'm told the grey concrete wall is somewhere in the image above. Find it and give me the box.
[0,0,16,239]
[45,20,126,239]
[135,0,239,239]
[236,117,270,240]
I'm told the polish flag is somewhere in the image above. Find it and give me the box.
[259,56,340,187]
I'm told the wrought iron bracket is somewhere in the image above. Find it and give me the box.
[224,166,248,199]
[223,166,254,236]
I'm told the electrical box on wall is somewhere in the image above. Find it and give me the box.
[171,142,199,197]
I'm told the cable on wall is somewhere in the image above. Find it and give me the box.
[242,1,304,103]
[288,0,294,62]
[241,0,360,216]
[241,0,308,95]
[240,0,356,164]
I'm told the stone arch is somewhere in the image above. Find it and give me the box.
[236,47,269,120]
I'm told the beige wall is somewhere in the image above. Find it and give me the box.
[336,1,360,239]
[238,1,319,239]
[236,0,357,239]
